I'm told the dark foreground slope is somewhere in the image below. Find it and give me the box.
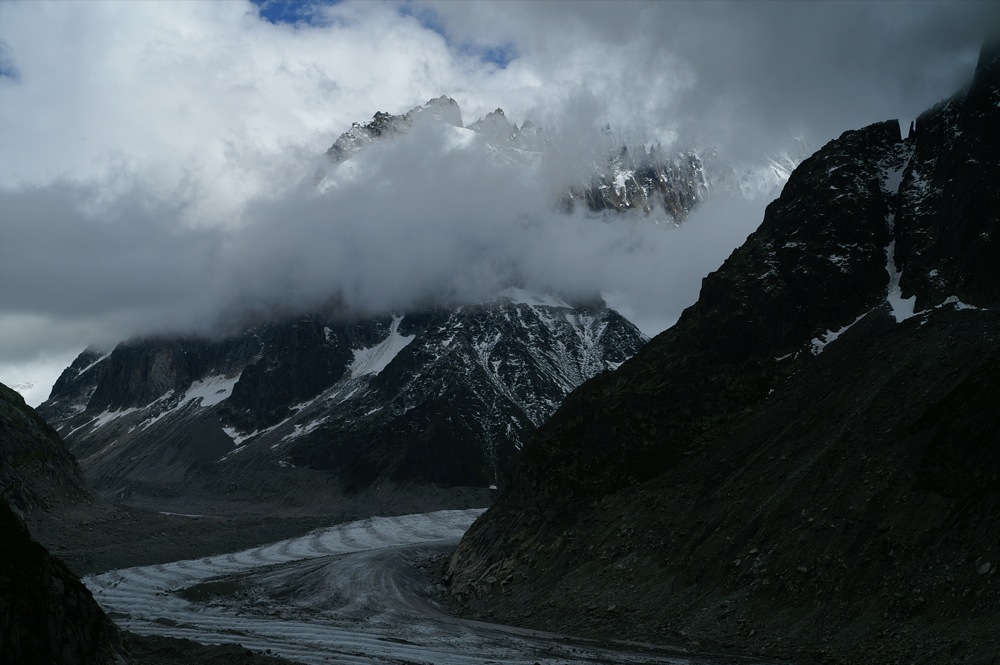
[0,382,296,665]
[0,499,126,665]
[1,382,93,515]
[1,381,374,577]
[447,43,1000,665]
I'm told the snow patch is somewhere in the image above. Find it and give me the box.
[88,406,142,431]
[280,416,329,443]
[221,426,256,446]
[78,352,111,377]
[811,311,869,355]
[350,316,414,378]
[221,411,306,455]
[827,254,850,271]
[938,296,979,311]
[158,511,205,518]
[881,163,908,195]
[884,241,917,322]
[182,373,240,407]
[613,169,634,196]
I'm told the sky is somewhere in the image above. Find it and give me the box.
[0,0,996,406]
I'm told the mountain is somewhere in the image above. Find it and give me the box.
[38,293,644,510]
[0,382,124,664]
[446,42,1000,664]
[325,94,465,162]
[320,95,803,222]
[1,382,93,515]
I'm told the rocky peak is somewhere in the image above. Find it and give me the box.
[892,39,1000,309]
[404,94,464,127]
[467,107,517,142]
[322,96,799,221]
[38,295,645,501]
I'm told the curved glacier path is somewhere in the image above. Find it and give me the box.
[85,509,750,664]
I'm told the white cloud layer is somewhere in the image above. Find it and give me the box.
[0,0,995,405]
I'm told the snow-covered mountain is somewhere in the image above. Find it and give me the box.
[320,95,805,222]
[32,99,797,513]
[38,293,644,506]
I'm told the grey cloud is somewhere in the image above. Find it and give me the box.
[427,0,997,160]
[0,116,765,364]
[1,0,993,392]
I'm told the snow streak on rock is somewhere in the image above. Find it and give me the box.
[884,241,918,322]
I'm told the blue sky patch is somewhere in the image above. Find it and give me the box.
[398,2,449,40]
[252,0,341,27]
[463,42,518,69]
[0,40,20,81]
[398,3,518,69]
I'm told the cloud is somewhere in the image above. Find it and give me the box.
[425,0,999,158]
[0,117,763,360]
[0,0,992,404]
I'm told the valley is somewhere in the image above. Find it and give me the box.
[85,509,772,665]
[1,10,996,664]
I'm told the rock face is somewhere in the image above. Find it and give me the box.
[39,294,644,506]
[0,382,93,515]
[326,95,464,162]
[0,499,125,665]
[562,138,804,220]
[446,43,1000,664]
[0,383,125,665]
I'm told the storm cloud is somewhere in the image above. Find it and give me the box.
[0,0,993,404]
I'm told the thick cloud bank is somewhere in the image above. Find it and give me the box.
[1,119,763,352]
[0,0,993,404]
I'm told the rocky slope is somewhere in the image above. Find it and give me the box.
[0,497,126,665]
[0,382,123,664]
[0,382,93,515]
[446,42,1000,665]
[0,382,305,665]
[39,294,644,508]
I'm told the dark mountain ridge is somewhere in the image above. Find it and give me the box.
[1,382,93,515]
[0,383,315,665]
[39,296,644,510]
[446,42,1000,664]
